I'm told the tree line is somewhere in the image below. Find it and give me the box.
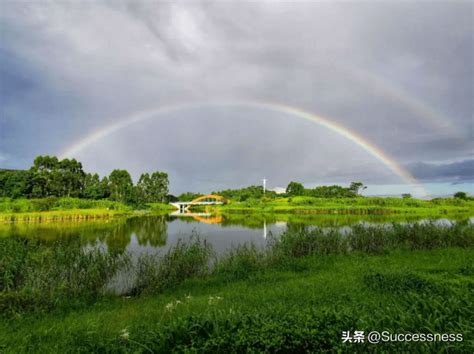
[0,156,169,205]
[202,182,366,202]
[285,181,366,198]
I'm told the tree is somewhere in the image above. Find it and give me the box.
[137,171,169,203]
[402,193,412,199]
[28,156,85,197]
[167,194,178,203]
[349,182,366,196]
[29,155,60,197]
[454,191,467,200]
[307,185,355,198]
[212,185,275,201]
[58,158,85,197]
[178,192,203,202]
[286,181,305,196]
[0,169,31,198]
[83,173,110,199]
[109,170,133,202]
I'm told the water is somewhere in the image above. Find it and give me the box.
[2,213,471,294]
[1,213,471,257]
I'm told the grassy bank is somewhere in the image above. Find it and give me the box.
[0,197,173,223]
[1,222,473,352]
[2,196,472,224]
[0,209,135,223]
[207,196,474,215]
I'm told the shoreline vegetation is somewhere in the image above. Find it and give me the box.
[1,155,472,224]
[1,222,473,352]
[210,195,474,215]
[1,156,473,352]
[0,197,174,223]
[0,195,472,224]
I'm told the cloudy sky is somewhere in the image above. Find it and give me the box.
[1,1,472,196]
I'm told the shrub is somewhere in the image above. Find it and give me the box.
[0,237,127,316]
[363,273,438,294]
[131,236,213,295]
[215,243,266,281]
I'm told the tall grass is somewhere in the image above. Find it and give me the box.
[221,195,474,215]
[1,222,473,317]
[130,236,213,296]
[272,222,474,257]
[0,197,130,213]
[214,243,267,281]
[0,238,128,315]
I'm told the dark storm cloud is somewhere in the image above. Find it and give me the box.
[0,1,472,193]
[408,159,474,183]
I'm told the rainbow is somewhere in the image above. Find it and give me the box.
[348,66,464,140]
[59,100,428,196]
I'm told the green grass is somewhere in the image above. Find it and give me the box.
[0,208,133,223]
[0,197,174,223]
[2,196,472,225]
[1,222,473,352]
[1,248,472,352]
[211,196,474,216]
[0,197,131,213]
[146,202,175,212]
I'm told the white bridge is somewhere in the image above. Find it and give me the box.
[170,195,225,213]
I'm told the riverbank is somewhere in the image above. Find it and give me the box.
[0,208,132,223]
[1,196,472,224]
[1,223,473,352]
[0,197,174,223]
[205,196,474,216]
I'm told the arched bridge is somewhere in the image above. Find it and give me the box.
[170,195,226,213]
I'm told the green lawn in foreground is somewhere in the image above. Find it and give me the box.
[1,247,472,352]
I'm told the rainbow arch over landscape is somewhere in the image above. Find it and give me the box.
[59,100,428,197]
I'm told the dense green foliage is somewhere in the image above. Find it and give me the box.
[286,181,365,198]
[177,191,204,201]
[137,172,169,203]
[285,181,305,196]
[0,156,169,206]
[218,195,474,216]
[0,222,473,352]
[212,181,376,200]
[212,185,278,201]
[454,191,469,200]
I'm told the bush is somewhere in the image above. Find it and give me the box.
[131,236,213,295]
[363,273,439,294]
[0,238,127,316]
[216,243,266,281]
[129,309,357,353]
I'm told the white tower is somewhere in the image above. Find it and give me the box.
[263,178,266,194]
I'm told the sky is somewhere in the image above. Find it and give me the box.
[0,1,473,197]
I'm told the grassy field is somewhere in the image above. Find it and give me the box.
[0,197,173,223]
[210,196,474,216]
[1,222,473,352]
[1,196,472,224]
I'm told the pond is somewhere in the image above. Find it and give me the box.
[2,212,472,295]
[1,212,470,257]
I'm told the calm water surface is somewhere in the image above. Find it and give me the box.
[1,213,471,257]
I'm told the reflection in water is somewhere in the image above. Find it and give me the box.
[1,213,471,257]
